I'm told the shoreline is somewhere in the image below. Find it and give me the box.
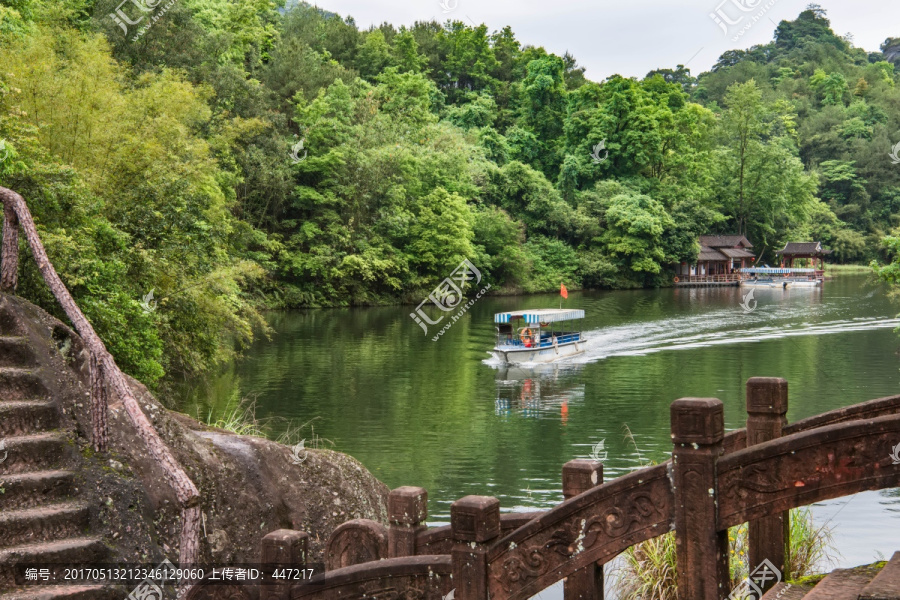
[254,263,876,312]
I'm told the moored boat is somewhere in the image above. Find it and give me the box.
[739,267,822,288]
[492,309,585,364]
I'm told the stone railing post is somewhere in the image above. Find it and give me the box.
[671,398,728,600]
[261,529,307,600]
[746,377,790,589]
[451,495,501,600]
[562,460,604,600]
[389,486,428,557]
[89,355,109,453]
[1,202,18,292]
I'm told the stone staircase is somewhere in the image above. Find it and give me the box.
[762,552,900,600]
[0,303,119,599]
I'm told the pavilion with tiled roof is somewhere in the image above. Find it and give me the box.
[697,235,755,273]
[674,234,756,284]
[775,241,831,272]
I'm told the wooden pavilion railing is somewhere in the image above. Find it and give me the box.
[0,187,201,565]
[185,378,900,600]
[675,273,743,283]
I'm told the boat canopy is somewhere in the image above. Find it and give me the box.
[494,309,585,324]
[739,267,816,274]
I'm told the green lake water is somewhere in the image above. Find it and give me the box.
[178,273,900,574]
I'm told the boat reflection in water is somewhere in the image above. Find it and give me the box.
[492,363,584,421]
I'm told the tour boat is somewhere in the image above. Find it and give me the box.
[492,309,585,364]
[739,267,822,288]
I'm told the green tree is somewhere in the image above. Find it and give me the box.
[517,55,567,177]
[441,22,499,101]
[597,185,674,275]
[392,28,427,73]
[0,26,266,383]
[810,69,848,106]
[407,187,475,285]
[356,29,395,80]
[715,80,819,255]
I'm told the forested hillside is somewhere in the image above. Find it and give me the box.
[0,1,898,386]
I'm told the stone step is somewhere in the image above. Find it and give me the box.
[0,538,108,589]
[803,567,876,600]
[760,582,812,599]
[0,471,76,511]
[0,401,58,437]
[0,502,91,548]
[0,368,47,402]
[0,337,37,368]
[0,585,124,600]
[0,304,25,336]
[0,433,68,475]
[860,551,900,600]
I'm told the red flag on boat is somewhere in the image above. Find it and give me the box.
[560,283,568,299]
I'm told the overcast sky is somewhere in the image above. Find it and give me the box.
[305,0,900,81]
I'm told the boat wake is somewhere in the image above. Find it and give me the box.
[571,315,900,364]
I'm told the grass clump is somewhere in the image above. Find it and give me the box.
[786,507,835,578]
[825,263,874,274]
[616,507,835,600]
[203,394,267,437]
[276,417,335,451]
[202,393,336,454]
[616,529,678,600]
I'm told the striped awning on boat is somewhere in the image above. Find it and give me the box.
[494,309,585,324]
[739,268,815,274]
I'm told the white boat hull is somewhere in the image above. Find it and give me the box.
[742,279,822,288]
[492,340,584,364]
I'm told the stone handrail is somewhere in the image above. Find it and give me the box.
[722,392,900,453]
[415,511,545,555]
[487,461,673,600]
[0,186,201,565]
[717,412,900,529]
[223,379,900,600]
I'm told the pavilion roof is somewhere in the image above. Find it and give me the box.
[719,247,756,259]
[775,242,832,256]
[697,247,728,261]
[699,235,753,249]
[697,245,756,262]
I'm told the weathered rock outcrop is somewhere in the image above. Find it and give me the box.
[883,37,900,66]
[0,293,389,596]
